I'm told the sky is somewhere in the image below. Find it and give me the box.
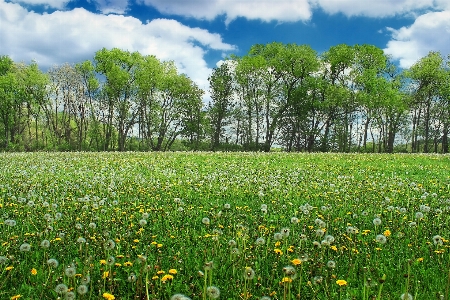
[1,0,450,97]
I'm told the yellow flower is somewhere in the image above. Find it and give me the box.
[168,269,177,275]
[383,230,391,237]
[133,239,139,243]
[157,270,165,275]
[124,261,133,267]
[152,275,159,280]
[102,292,115,300]
[100,260,107,265]
[5,266,14,271]
[291,259,302,266]
[274,249,283,255]
[362,230,371,235]
[281,277,292,283]
[275,241,281,247]
[161,274,174,282]
[417,257,424,262]
[331,245,338,251]
[102,271,109,279]
[157,243,163,248]
[115,263,122,267]
[10,295,22,300]
[336,279,347,286]
[31,268,37,275]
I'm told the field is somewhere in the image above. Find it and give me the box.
[1,152,450,300]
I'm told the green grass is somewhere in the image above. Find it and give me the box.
[1,152,450,300]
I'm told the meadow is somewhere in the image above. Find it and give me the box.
[0,152,449,300]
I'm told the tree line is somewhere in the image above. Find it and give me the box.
[0,44,449,153]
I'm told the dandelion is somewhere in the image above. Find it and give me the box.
[77,237,87,244]
[346,226,357,234]
[327,260,336,269]
[336,279,347,286]
[409,222,417,227]
[128,273,137,283]
[400,293,413,300]
[102,292,115,300]
[415,212,424,220]
[315,229,325,237]
[169,269,177,275]
[383,230,391,237]
[274,232,283,241]
[65,266,76,277]
[202,217,210,225]
[47,258,59,268]
[0,256,9,264]
[161,274,174,282]
[432,235,443,246]
[5,219,17,226]
[142,212,149,219]
[313,276,323,284]
[139,219,147,226]
[137,255,147,263]
[88,222,97,229]
[64,291,75,300]
[105,239,115,250]
[55,283,68,294]
[106,256,115,266]
[19,243,31,252]
[37,239,49,251]
[10,295,22,300]
[223,203,231,209]
[274,248,283,255]
[206,286,220,299]
[281,227,290,238]
[282,265,297,279]
[291,258,301,266]
[80,275,90,285]
[281,277,293,283]
[77,284,88,295]
[204,261,214,271]
[376,234,387,244]
[291,217,299,224]
[31,268,37,275]
[255,237,265,246]
[244,266,255,280]
[373,218,382,226]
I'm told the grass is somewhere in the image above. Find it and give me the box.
[0,152,449,300]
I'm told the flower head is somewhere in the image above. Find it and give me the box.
[206,286,220,299]
[336,279,347,286]
[244,266,255,280]
[103,292,115,300]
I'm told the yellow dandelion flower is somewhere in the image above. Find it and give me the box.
[102,292,115,300]
[281,277,292,283]
[102,271,109,279]
[31,268,37,275]
[133,239,139,243]
[168,269,177,275]
[274,249,283,255]
[291,258,302,266]
[417,257,424,262]
[383,230,391,237]
[157,243,163,248]
[10,295,22,300]
[152,275,159,280]
[115,263,122,267]
[336,279,347,286]
[275,241,281,247]
[331,245,338,251]
[5,266,14,271]
[100,260,107,265]
[161,274,174,282]
[157,270,165,275]
[124,261,133,267]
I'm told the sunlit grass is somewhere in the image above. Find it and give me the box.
[0,152,449,299]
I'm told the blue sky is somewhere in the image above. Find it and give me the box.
[1,0,449,94]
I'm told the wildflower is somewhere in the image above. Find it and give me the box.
[204,261,214,271]
[105,239,115,250]
[417,257,424,262]
[102,292,115,300]
[415,212,424,220]
[47,258,59,268]
[139,219,147,226]
[223,203,231,209]
[55,283,68,294]
[281,227,290,237]
[383,230,391,237]
[281,277,292,283]
[400,293,413,300]
[336,279,347,286]
[161,274,174,282]
[206,286,220,299]
[171,294,188,300]
[77,285,88,295]
[255,237,265,246]
[324,234,335,243]
[291,217,299,224]
[313,276,323,284]
[315,229,325,237]
[291,258,301,266]
[373,218,382,226]
[433,235,443,246]
[346,226,357,234]
[88,222,97,229]
[5,219,17,226]
[19,243,31,252]
[409,222,417,227]
[128,273,137,282]
[376,234,387,244]
[228,239,237,247]
[331,245,338,251]
[274,248,283,255]
[81,275,90,285]
[31,268,37,275]
[106,256,115,266]
[244,267,255,280]
[0,256,8,264]
[327,260,336,269]
[6,266,14,271]
[124,261,133,267]
[65,266,76,278]
[202,217,210,225]
[64,291,75,300]
[169,269,177,275]
[40,239,50,249]
[103,271,109,279]
[77,237,87,243]
[10,295,22,300]
[282,265,297,279]
[299,253,309,262]
[274,232,283,241]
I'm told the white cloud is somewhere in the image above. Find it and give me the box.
[311,0,446,18]
[384,10,450,68]
[137,0,312,24]
[7,0,70,9]
[0,0,235,99]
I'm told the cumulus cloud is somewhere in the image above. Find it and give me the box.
[0,0,235,97]
[7,0,70,9]
[384,10,450,68]
[311,0,448,18]
[137,0,312,24]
